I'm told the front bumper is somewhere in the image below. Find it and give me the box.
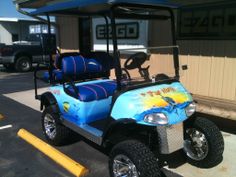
[157,123,184,154]
[0,56,14,64]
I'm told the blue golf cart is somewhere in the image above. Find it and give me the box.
[29,0,224,176]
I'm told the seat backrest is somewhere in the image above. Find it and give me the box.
[54,52,80,69]
[83,51,114,71]
[61,52,113,80]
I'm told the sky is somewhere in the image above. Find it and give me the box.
[0,0,32,19]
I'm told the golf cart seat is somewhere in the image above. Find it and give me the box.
[43,52,80,82]
[67,80,117,102]
[60,53,116,102]
[44,52,114,82]
[61,52,113,80]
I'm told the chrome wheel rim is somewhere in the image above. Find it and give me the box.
[44,114,56,139]
[184,128,209,161]
[21,60,30,70]
[113,154,139,177]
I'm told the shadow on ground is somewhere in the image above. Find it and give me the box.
[196,112,236,135]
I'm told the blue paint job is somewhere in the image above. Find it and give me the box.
[49,79,114,125]
[49,79,192,131]
[111,82,193,126]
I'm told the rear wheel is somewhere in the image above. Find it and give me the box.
[109,140,161,177]
[183,117,224,168]
[15,56,32,72]
[42,106,74,146]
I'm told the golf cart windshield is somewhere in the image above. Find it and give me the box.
[117,46,178,87]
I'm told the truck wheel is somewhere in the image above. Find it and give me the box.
[184,117,224,168]
[109,140,161,177]
[42,106,74,146]
[15,56,32,72]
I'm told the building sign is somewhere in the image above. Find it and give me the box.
[96,22,139,39]
[178,2,236,39]
[92,18,148,52]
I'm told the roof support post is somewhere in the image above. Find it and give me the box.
[168,9,180,80]
[110,11,122,90]
[46,13,53,83]
[104,16,110,53]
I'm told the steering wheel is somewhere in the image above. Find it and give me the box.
[124,52,148,70]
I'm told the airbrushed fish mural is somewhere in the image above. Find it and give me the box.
[140,86,192,109]
[111,82,193,125]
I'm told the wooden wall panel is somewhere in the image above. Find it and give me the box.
[208,41,225,98]
[176,40,236,102]
[221,58,236,100]
[196,41,212,95]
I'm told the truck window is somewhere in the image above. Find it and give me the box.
[26,34,41,45]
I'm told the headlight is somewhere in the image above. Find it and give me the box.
[144,113,168,125]
[185,103,196,117]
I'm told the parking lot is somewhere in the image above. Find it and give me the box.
[0,65,235,177]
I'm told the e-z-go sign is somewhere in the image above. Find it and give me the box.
[96,22,139,39]
[92,18,148,52]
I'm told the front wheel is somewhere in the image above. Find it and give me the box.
[109,140,161,177]
[183,117,224,168]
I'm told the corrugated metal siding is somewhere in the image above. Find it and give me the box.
[179,40,236,101]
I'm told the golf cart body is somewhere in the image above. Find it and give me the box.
[27,0,224,175]
[34,0,187,146]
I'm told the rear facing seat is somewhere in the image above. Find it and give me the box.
[62,55,103,76]
[44,52,113,81]
[47,52,117,102]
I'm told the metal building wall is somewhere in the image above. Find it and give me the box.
[146,1,236,103]
[179,40,236,101]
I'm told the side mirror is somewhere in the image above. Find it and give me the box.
[182,65,188,70]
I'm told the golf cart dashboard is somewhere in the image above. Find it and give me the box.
[120,75,178,90]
